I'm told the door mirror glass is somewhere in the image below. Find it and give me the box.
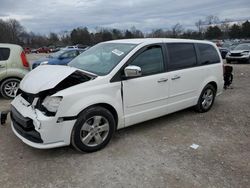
[124,65,142,78]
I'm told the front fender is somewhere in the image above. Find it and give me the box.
[56,83,124,129]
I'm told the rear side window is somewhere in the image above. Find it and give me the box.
[0,48,10,61]
[197,43,220,65]
[167,43,197,71]
[130,46,164,76]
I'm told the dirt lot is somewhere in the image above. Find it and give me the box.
[0,55,249,188]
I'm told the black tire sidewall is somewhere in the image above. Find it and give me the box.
[196,84,216,113]
[71,106,115,153]
[0,78,20,99]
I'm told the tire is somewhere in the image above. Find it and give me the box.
[195,84,216,113]
[71,106,116,153]
[0,78,20,99]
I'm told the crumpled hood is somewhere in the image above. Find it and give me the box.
[20,65,78,94]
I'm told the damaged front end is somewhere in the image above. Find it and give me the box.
[16,70,94,116]
[10,66,96,147]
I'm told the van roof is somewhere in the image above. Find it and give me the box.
[0,43,22,48]
[105,38,214,45]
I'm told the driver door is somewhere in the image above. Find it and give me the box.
[122,44,170,127]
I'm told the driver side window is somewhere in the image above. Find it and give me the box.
[130,46,164,76]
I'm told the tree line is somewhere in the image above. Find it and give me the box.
[0,15,249,48]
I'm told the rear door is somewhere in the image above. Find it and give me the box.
[0,47,10,80]
[166,43,201,109]
[122,44,170,126]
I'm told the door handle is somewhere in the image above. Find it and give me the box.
[171,75,181,80]
[157,78,168,83]
[0,65,5,68]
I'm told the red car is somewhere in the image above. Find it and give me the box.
[36,47,50,53]
[24,47,31,54]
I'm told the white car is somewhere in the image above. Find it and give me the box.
[10,38,223,152]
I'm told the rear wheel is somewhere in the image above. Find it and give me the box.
[0,78,20,99]
[71,106,115,153]
[195,84,216,113]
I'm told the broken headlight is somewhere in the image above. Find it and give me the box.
[42,96,62,113]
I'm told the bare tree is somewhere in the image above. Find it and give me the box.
[172,23,183,37]
[205,15,220,25]
[195,19,204,33]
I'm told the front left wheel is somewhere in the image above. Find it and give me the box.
[71,106,116,153]
[0,78,20,99]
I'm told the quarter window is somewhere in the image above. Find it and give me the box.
[0,48,10,61]
[167,43,197,71]
[130,46,164,76]
[197,43,220,65]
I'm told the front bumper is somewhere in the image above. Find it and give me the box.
[10,95,76,149]
[226,55,249,61]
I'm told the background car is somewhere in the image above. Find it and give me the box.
[32,48,85,69]
[0,43,29,99]
[24,47,31,54]
[36,47,50,53]
[226,43,250,64]
[218,47,229,59]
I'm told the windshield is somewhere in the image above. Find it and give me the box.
[234,44,250,51]
[68,43,137,76]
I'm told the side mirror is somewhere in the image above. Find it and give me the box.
[124,65,142,78]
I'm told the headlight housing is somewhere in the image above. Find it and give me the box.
[242,51,249,56]
[42,96,62,113]
[40,61,48,65]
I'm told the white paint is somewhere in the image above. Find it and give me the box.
[20,65,77,94]
[11,38,224,149]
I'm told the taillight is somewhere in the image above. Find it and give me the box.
[21,51,29,68]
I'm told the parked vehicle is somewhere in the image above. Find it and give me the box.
[10,39,223,152]
[32,49,85,69]
[24,47,31,54]
[34,47,50,53]
[0,43,29,99]
[226,43,250,63]
[218,47,229,59]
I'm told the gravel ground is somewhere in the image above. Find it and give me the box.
[0,55,249,188]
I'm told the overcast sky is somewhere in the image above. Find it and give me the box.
[0,0,250,34]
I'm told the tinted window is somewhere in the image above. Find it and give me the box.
[130,46,164,76]
[197,43,220,65]
[167,43,197,71]
[61,50,78,58]
[0,48,10,61]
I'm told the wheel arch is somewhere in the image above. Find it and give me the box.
[76,103,119,129]
[0,76,22,86]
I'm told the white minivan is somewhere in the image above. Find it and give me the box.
[10,39,223,152]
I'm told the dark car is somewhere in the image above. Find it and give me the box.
[218,47,229,59]
[32,49,84,69]
[226,43,250,64]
